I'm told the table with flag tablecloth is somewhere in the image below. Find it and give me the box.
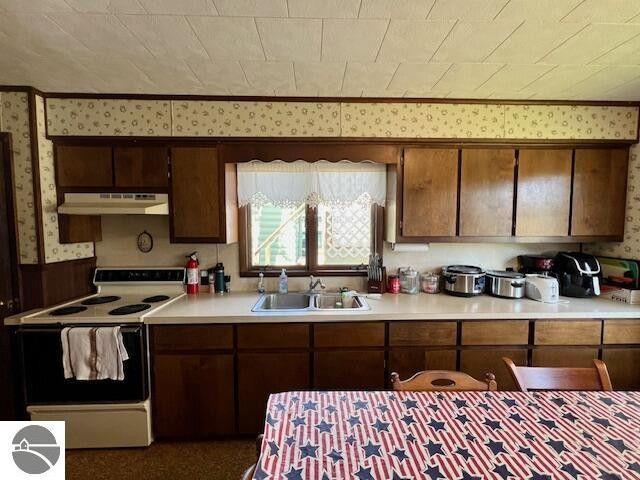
[253,390,640,479]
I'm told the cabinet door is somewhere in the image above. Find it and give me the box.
[56,145,113,188]
[460,348,527,391]
[170,147,222,242]
[388,349,456,381]
[153,354,235,438]
[401,148,458,237]
[459,149,515,236]
[238,352,310,434]
[516,149,572,236]
[571,148,628,237]
[532,348,599,367]
[314,350,385,390]
[114,147,168,188]
[602,348,640,390]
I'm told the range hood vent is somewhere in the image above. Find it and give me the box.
[58,193,169,215]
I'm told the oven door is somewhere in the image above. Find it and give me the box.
[18,325,149,405]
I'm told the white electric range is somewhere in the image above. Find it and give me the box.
[16,267,186,449]
[18,267,186,324]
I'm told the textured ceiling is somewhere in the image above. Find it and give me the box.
[2,0,640,100]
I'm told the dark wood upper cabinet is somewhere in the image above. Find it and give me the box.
[56,145,113,188]
[169,147,238,243]
[459,148,515,236]
[401,148,458,237]
[571,148,628,237]
[516,149,572,237]
[114,147,168,188]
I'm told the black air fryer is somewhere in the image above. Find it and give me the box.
[552,252,601,297]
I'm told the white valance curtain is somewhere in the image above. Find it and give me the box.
[237,160,386,208]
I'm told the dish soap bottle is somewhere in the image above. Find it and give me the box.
[278,268,288,294]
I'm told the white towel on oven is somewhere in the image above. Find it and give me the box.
[61,326,129,381]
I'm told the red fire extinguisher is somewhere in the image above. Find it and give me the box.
[185,252,199,295]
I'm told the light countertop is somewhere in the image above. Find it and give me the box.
[145,292,640,324]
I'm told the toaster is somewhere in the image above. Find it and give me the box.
[525,275,559,303]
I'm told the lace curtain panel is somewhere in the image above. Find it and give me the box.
[237,160,387,208]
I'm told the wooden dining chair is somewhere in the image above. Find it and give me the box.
[390,370,497,391]
[502,357,613,392]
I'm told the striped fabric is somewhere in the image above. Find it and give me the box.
[254,390,640,479]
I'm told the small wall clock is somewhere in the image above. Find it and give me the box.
[137,230,153,253]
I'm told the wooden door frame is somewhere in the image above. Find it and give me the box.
[0,132,22,309]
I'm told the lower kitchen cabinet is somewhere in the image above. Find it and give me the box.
[460,348,527,391]
[153,353,234,438]
[388,349,457,381]
[238,352,310,434]
[532,347,600,367]
[314,350,385,390]
[602,348,640,391]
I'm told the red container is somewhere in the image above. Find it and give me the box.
[387,274,400,294]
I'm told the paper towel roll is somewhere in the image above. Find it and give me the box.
[390,243,430,253]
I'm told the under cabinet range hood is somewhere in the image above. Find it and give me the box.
[58,193,169,215]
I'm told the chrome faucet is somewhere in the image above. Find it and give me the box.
[308,275,326,293]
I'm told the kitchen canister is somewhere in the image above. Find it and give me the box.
[421,272,440,294]
[399,267,419,294]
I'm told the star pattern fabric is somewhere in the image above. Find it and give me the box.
[254,390,640,479]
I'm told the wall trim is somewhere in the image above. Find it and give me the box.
[26,91,45,264]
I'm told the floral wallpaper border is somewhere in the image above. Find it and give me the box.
[0,91,38,264]
[44,98,639,141]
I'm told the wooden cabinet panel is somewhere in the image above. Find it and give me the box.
[461,320,529,345]
[388,349,457,381]
[314,350,385,390]
[238,352,310,434]
[602,348,640,390]
[389,322,457,346]
[314,323,384,347]
[170,147,221,242]
[459,149,515,236]
[460,348,527,391]
[56,145,113,188]
[153,325,233,352]
[516,149,572,236]
[532,348,599,367]
[401,148,458,237]
[58,214,102,243]
[114,147,168,188]
[571,148,628,237]
[153,354,234,438]
[603,320,640,344]
[534,320,601,345]
[238,324,309,349]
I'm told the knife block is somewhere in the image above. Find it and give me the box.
[367,267,386,294]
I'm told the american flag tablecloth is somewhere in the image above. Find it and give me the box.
[253,390,640,479]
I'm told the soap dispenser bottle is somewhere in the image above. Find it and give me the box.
[278,268,288,294]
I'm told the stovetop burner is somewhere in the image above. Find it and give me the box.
[142,295,170,303]
[50,306,88,316]
[109,304,151,316]
[80,295,121,306]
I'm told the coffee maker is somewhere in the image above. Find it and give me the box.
[552,252,601,297]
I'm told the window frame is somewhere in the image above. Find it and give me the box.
[239,204,384,277]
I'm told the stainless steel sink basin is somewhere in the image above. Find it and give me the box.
[252,293,312,312]
[314,294,368,310]
[252,292,369,312]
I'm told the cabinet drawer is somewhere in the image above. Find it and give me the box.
[461,320,528,345]
[534,320,601,345]
[152,326,233,351]
[314,323,384,347]
[237,324,309,349]
[603,320,640,344]
[389,322,456,346]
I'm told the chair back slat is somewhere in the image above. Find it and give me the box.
[391,370,497,392]
[502,357,613,392]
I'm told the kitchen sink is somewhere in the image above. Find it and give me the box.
[252,293,312,311]
[314,293,368,310]
[252,292,369,312]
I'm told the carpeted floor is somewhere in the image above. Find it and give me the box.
[66,440,256,480]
